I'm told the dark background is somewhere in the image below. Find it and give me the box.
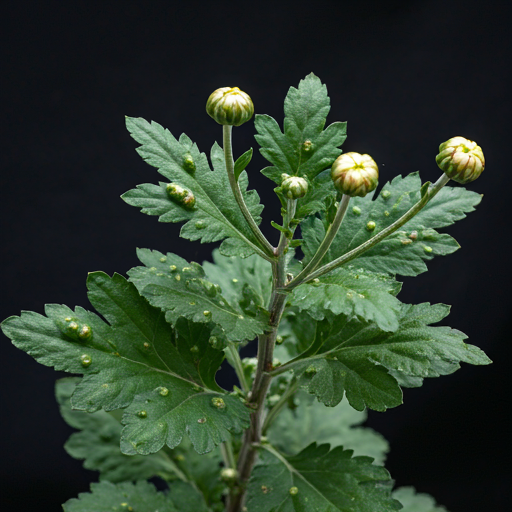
[1,1,511,510]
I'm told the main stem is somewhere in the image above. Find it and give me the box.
[227,257,287,512]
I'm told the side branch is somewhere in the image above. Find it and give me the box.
[286,173,451,290]
[223,125,276,260]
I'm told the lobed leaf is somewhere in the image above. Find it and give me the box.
[62,480,207,512]
[301,172,481,277]
[285,303,490,411]
[393,486,448,512]
[291,266,403,332]
[1,272,250,454]
[56,378,178,482]
[128,248,269,342]
[267,392,389,464]
[122,118,265,258]
[246,443,401,512]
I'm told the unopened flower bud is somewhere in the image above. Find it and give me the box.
[435,136,485,184]
[331,152,379,197]
[281,174,308,199]
[206,87,254,126]
[220,467,238,483]
[166,183,196,210]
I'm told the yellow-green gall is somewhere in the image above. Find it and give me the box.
[436,136,485,184]
[206,87,254,126]
[289,486,299,495]
[331,152,379,197]
[211,397,226,409]
[183,153,196,174]
[166,183,196,210]
[281,174,309,199]
[78,324,92,340]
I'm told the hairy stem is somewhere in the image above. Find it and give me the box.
[223,125,275,260]
[227,255,288,512]
[286,173,451,290]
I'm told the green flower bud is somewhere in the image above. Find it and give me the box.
[280,174,308,199]
[166,183,196,210]
[206,87,254,126]
[220,467,238,483]
[435,136,485,184]
[331,152,379,197]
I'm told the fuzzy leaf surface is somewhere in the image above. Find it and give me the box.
[62,480,207,512]
[1,272,249,454]
[56,378,179,482]
[393,487,448,512]
[128,248,268,342]
[291,266,402,332]
[255,73,347,189]
[122,118,265,258]
[302,173,481,277]
[288,303,490,411]
[268,392,389,464]
[246,444,401,512]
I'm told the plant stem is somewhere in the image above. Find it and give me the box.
[276,198,297,256]
[289,194,350,285]
[285,173,451,290]
[226,342,250,393]
[262,377,299,435]
[221,440,237,469]
[223,125,276,260]
[227,254,288,512]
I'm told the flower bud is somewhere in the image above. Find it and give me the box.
[435,136,485,184]
[281,173,308,199]
[206,87,254,126]
[166,183,196,210]
[331,152,379,197]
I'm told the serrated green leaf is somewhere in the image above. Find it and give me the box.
[247,443,401,512]
[268,392,389,464]
[1,272,250,454]
[393,486,448,512]
[291,266,402,332]
[56,378,180,482]
[302,173,481,277]
[234,147,253,182]
[255,73,347,185]
[122,117,265,258]
[286,303,491,411]
[62,480,207,512]
[128,248,269,342]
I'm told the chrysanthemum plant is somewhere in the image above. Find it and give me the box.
[2,74,490,512]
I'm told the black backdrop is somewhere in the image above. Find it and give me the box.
[1,1,511,510]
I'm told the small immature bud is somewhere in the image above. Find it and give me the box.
[435,136,485,184]
[281,174,309,199]
[331,152,379,197]
[221,467,238,483]
[166,183,196,210]
[206,87,254,126]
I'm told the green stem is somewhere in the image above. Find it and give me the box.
[285,173,451,290]
[277,198,297,256]
[223,125,276,260]
[226,342,250,393]
[227,251,288,512]
[262,377,299,435]
[221,440,237,469]
[289,194,350,286]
